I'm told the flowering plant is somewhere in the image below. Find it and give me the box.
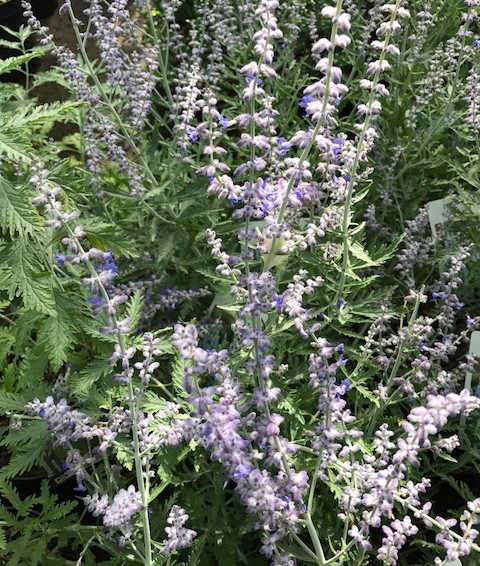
[0,0,480,565]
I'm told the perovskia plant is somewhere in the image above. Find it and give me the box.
[0,0,479,565]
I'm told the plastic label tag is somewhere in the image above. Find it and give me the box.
[465,331,480,392]
[426,197,451,238]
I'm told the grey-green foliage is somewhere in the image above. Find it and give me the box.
[0,47,135,387]
[0,48,85,381]
[0,35,136,492]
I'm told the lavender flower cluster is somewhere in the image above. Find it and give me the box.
[169,322,310,558]
[23,0,158,194]
[338,390,480,564]
[85,486,144,545]
[29,161,131,335]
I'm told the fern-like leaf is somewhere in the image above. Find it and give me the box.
[0,420,49,451]
[17,348,49,392]
[0,391,32,414]
[0,239,55,315]
[0,51,43,76]
[71,357,113,398]
[31,67,70,89]
[3,100,82,129]
[81,218,138,258]
[39,313,76,371]
[37,291,82,370]
[125,290,144,333]
[0,480,23,512]
[170,353,189,399]
[0,526,6,551]
[141,391,167,413]
[0,443,46,480]
[0,177,42,237]
[0,130,31,162]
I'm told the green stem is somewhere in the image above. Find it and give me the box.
[146,4,173,106]
[60,222,153,565]
[305,512,327,565]
[366,288,424,437]
[75,535,96,565]
[335,0,403,302]
[290,530,322,563]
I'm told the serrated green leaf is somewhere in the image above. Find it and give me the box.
[0,526,6,550]
[37,292,79,371]
[170,354,188,399]
[0,420,49,450]
[77,317,118,343]
[0,239,55,315]
[0,481,23,512]
[71,357,113,398]
[349,241,374,266]
[113,443,134,471]
[0,442,46,480]
[0,178,42,237]
[0,130,31,162]
[0,391,32,414]
[2,362,17,392]
[0,39,21,50]
[0,328,15,368]
[37,311,77,371]
[354,384,381,407]
[338,305,352,324]
[277,396,305,425]
[0,82,23,103]
[0,51,43,76]
[141,390,167,413]
[3,100,82,129]
[80,219,138,258]
[17,347,49,392]
[11,309,45,353]
[31,67,70,89]
[125,290,144,333]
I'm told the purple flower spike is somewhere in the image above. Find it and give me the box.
[246,75,262,85]
[331,138,343,158]
[272,295,283,313]
[278,137,290,156]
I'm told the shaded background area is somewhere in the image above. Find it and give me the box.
[39,0,101,67]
